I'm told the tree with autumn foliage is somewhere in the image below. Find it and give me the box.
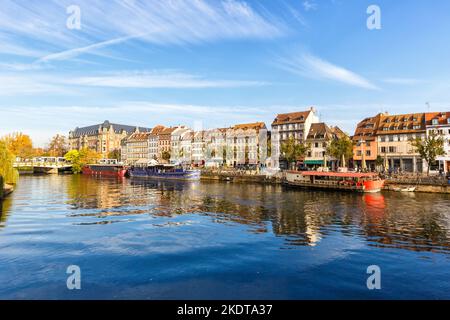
[0,140,19,185]
[2,132,34,159]
[46,134,68,157]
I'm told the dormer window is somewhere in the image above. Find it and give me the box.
[447,118,450,124]
[432,119,439,125]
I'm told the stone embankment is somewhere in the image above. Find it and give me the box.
[384,176,450,194]
[200,170,283,184]
[201,170,450,194]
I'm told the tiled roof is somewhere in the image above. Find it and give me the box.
[376,112,426,135]
[232,122,266,131]
[272,110,312,125]
[70,120,151,138]
[425,112,450,125]
[352,113,383,141]
[330,126,347,138]
[150,125,166,134]
[307,123,328,139]
[307,123,346,140]
[181,131,194,140]
[159,127,177,137]
[127,132,151,141]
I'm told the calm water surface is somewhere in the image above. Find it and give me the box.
[1,175,450,299]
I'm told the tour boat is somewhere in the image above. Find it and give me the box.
[82,164,128,178]
[128,164,201,181]
[285,171,385,193]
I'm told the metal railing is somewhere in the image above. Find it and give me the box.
[13,162,72,168]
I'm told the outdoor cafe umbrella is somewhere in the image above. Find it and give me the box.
[361,149,367,170]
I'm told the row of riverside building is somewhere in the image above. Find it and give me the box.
[68,108,450,173]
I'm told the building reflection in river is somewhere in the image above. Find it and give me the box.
[62,175,450,253]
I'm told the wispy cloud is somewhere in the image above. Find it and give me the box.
[0,70,266,96]
[303,1,318,12]
[0,101,274,146]
[35,34,144,64]
[382,78,424,85]
[283,2,309,27]
[277,52,379,90]
[0,75,72,96]
[0,0,285,64]
[66,71,267,89]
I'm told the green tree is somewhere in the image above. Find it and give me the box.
[280,136,310,170]
[410,131,445,175]
[375,155,384,171]
[108,149,121,160]
[64,148,101,174]
[0,140,19,185]
[222,147,227,165]
[326,136,353,168]
[162,151,171,162]
[267,135,272,158]
[64,150,81,174]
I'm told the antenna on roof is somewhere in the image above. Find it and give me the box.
[426,102,431,112]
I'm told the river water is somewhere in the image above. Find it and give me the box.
[0,175,449,299]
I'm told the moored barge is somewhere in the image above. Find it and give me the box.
[286,171,384,193]
[128,164,200,181]
[82,164,127,178]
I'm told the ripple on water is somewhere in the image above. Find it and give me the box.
[0,175,450,299]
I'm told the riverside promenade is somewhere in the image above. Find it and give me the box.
[384,174,450,194]
[200,169,450,194]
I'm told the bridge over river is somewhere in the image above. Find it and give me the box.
[13,162,73,174]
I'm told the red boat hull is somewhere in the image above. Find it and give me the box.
[362,179,385,193]
[82,165,127,178]
[286,171,385,193]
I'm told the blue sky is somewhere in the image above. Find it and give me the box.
[1,0,450,146]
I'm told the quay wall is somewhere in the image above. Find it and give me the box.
[384,180,450,194]
[200,171,450,194]
[200,172,282,185]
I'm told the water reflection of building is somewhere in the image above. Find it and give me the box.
[63,175,450,253]
[361,193,450,252]
[66,175,126,211]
